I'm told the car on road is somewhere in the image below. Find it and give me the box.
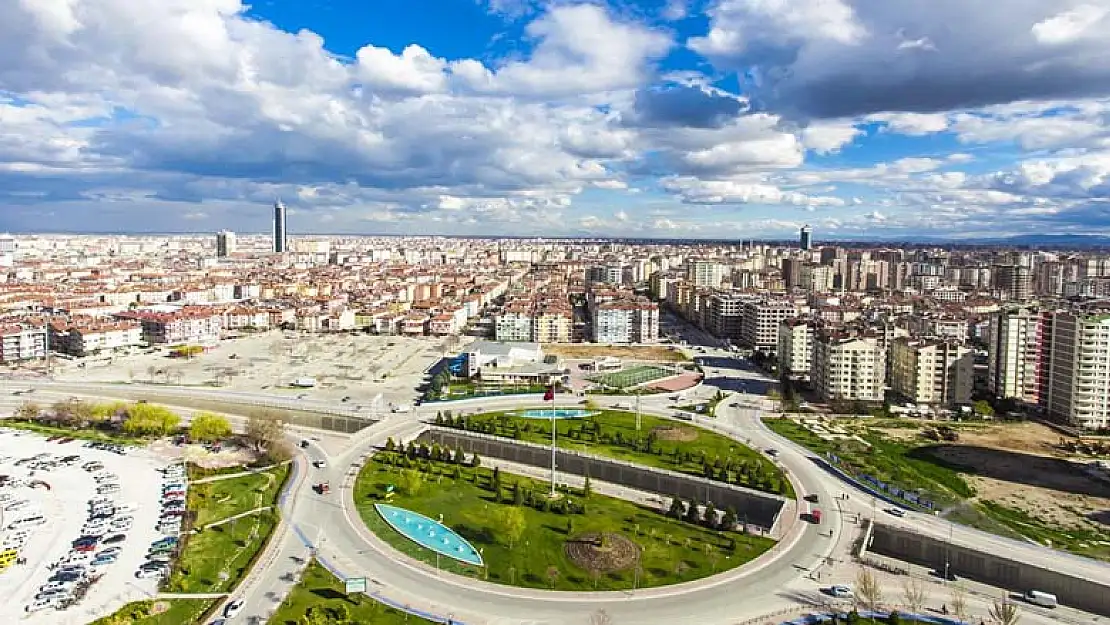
[828,585,853,598]
[885,507,906,518]
[223,599,245,618]
[313,459,326,468]
[804,494,819,503]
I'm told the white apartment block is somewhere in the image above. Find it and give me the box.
[812,330,886,402]
[890,338,974,406]
[51,320,143,357]
[777,318,815,381]
[743,300,807,351]
[592,300,658,344]
[0,324,47,363]
[494,310,533,342]
[1046,311,1110,430]
[986,308,1046,406]
[686,260,724,288]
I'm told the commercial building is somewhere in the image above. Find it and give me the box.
[811,328,886,402]
[800,225,812,251]
[216,230,237,257]
[273,200,287,253]
[890,337,974,406]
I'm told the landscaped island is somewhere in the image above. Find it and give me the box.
[353,447,775,591]
[434,408,793,497]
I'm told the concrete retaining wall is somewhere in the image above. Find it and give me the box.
[418,427,785,530]
[867,523,1110,616]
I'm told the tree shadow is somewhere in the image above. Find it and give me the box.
[453,523,494,545]
[310,587,347,601]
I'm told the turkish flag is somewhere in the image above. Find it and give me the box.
[543,386,555,401]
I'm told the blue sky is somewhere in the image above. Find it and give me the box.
[1,0,1110,239]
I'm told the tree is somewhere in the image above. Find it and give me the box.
[855,567,883,614]
[722,507,738,531]
[246,410,284,452]
[122,403,180,436]
[668,497,685,520]
[950,585,969,624]
[973,400,995,418]
[398,469,424,496]
[91,401,127,423]
[989,597,1020,625]
[190,412,232,442]
[901,578,925,615]
[14,401,42,421]
[496,506,527,549]
[384,437,396,452]
[546,565,560,589]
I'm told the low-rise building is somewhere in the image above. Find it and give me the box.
[116,307,222,346]
[50,318,143,357]
[0,323,47,363]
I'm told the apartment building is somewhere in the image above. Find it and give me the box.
[811,328,886,402]
[0,323,47,363]
[686,260,725,288]
[778,317,816,381]
[116,307,222,345]
[890,337,974,406]
[494,308,533,342]
[742,299,807,351]
[50,319,143,357]
[705,293,749,339]
[592,298,658,344]
[994,264,1033,302]
[1045,310,1110,430]
[986,307,1047,407]
[533,308,572,343]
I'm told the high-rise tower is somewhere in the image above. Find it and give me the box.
[216,230,236,257]
[799,225,812,251]
[272,200,287,253]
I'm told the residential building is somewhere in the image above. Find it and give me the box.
[495,308,534,342]
[986,307,1047,407]
[116,307,222,345]
[592,297,658,344]
[50,319,143,357]
[811,328,886,402]
[994,264,1032,302]
[742,299,807,351]
[686,261,725,288]
[778,317,816,381]
[1045,310,1110,430]
[0,323,46,363]
[890,337,974,405]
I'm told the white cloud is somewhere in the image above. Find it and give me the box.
[801,121,863,153]
[662,176,847,207]
[1032,5,1109,45]
[869,112,950,136]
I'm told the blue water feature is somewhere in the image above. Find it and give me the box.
[374,504,484,567]
[516,408,598,419]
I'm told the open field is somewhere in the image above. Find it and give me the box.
[90,599,217,625]
[165,465,291,592]
[543,344,690,362]
[766,416,1110,560]
[590,365,675,389]
[443,409,791,497]
[354,453,774,591]
[50,331,451,408]
[270,560,434,625]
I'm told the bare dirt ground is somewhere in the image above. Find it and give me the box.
[543,344,689,362]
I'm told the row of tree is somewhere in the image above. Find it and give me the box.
[666,497,740,532]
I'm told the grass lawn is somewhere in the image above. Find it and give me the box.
[165,464,291,593]
[269,560,435,625]
[0,420,146,445]
[165,509,280,593]
[435,409,792,497]
[189,464,290,527]
[762,417,973,509]
[185,462,258,481]
[89,599,216,625]
[354,454,775,592]
[589,365,673,389]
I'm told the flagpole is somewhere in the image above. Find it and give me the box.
[550,383,557,497]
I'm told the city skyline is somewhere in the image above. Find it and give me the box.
[2,2,1110,239]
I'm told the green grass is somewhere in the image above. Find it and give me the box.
[0,420,146,445]
[438,409,791,497]
[185,462,254,481]
[762,417,971,508]
[269,560,435,625]
[977,501,1110,561]
[165,464,291,592]
[89,599,216,625]
[165,510,280,593]
[189,464,290,527]
[353,454,775,591]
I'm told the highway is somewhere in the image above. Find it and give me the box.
[2,348,1108,625]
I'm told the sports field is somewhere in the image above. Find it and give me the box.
[590,365,674,389]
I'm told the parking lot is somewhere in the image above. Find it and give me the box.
[0,429,170,624]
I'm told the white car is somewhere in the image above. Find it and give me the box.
[135,566,167,579]
[223,599,245,618]
[25,597,61,613]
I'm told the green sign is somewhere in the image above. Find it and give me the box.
[344,577,368,595]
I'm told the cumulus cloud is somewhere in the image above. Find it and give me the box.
[693,0,1110,118]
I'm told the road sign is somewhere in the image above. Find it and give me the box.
[344,577,368,595]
